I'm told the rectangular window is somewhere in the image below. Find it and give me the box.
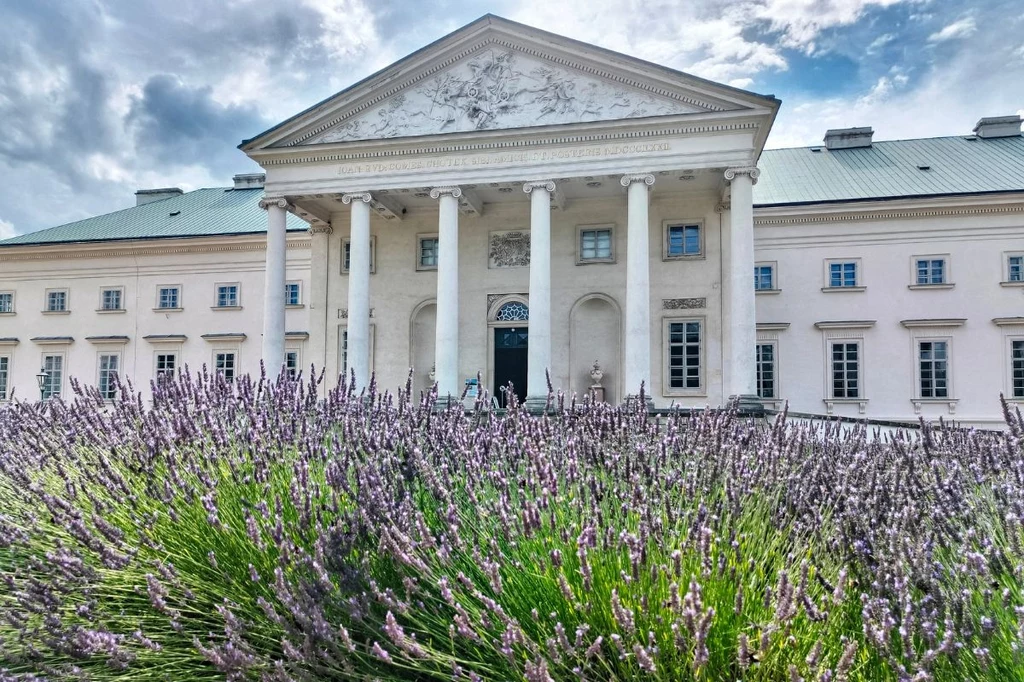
[216,284,239,308]
[285,282,301,306]
[918,340,949,398]
[97,353,120,400]
[579,228,613,262]
[915,258,946,285]
[1013,340,1024,399]
[666,223,702,258]
[46,290,68,312]
[830,342,860,398]
[101,288,123,310]
[1009,255,1023,283]
[42,354,63,399]
[756,343,776,399]
[285,350,299,378]
[155,353,177,379]
[418,236,439,269]
[0,292,13,313]
[157,286,180,309]
[0,356,9,400]
[342,237,376,274]
[667,320,702,390]
[828,262,858,288]
[215,352,236,383]
[754,264,775,291]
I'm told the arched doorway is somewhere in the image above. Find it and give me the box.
[489,298,529,407]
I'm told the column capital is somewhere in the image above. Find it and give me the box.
[523,180,556,194]
[258,197,289,210]
[429,186,462,199]
[714,202,731,213]
[341,192,372,205]
[724,167,761,185]
[619,173,655,188]
[307,224,334,236]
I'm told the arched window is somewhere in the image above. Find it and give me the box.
[495,301,529,322]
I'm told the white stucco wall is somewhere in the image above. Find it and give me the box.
[0,234,310,402]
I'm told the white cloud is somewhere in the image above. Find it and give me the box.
[0,218,17,240]
[927,16,977,42]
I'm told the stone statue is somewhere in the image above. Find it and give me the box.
[590,360,604,387]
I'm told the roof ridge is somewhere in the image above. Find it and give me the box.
[763,133,1021,154]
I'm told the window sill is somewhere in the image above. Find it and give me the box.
[286,304,305,310]
[907,284,954,290]
[1000,281,1024,288]
[664,389,707,398]
[96,308,126,314]
[415,265,438,272]
[911,398,958,414]
[42,310,71,315]
[153,307,184,312]
[211,306,243,311]
[821,286,866,293]
[576,258,616,266]
[0,312,14,316]
[663,254,705,262]
[824,398,868,414]
[755,288,781,295]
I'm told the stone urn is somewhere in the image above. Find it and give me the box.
[589,360,605,403]
[428,364,436,384]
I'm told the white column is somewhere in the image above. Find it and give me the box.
[620,174,655,404]
[308,222,332,392]
[260,198,288,376]
[341,192,372,392]
[716,202,732,392]
[723,167,760,405]
[430,186,461,401]
[524,180,554,409]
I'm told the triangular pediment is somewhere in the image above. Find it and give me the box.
[243,16,778,152]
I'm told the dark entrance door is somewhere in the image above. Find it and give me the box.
[494,327,528,407]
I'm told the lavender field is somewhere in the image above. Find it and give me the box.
[2,372,1024,681]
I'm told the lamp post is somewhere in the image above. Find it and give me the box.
[36,367,48,401]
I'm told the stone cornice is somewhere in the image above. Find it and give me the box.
[900,318,967,329]
[814,320,876,330]
[258,119,760,167]
[0,236,312,263]
[755,195,1024,226]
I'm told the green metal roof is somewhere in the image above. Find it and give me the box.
[755,134,1024,206]
[0,187,306,247]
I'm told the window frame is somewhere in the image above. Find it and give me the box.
[285,281,303,307]
[155,285,182,311]
[341,236,377,274]
[576,224,616,264]
[213,283,241,309]
[828,340,863,400]
[1004,252,1024,285]
[98,286,125,312]
[40,352,65,400]
[915,337,952,400]
[285,348,301,379]
[755,341,778,399]
[338,323,376,381]
[96,351,121,401]
[662,316,705,397]
[909,254,953,289]
[44,288,69,313]
[1010,336,1024,401]
[822,258,864,292]
[213,350,238,383]
[154,351,178,381]
[0,354,10,401]
[0,290,15,315]
[754,261,779,293]
[663,220,704,260]
[416,233,439,271]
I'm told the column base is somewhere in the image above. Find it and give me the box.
[525,395,552,414]
[624,394,655,412]
[730,394,766,417]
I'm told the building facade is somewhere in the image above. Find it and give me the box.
[1,15,1022,428]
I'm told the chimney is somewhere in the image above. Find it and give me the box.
[973,115,1023,139]
[135,187,183,206]
[823,127,874,150]
[232,173,266,189]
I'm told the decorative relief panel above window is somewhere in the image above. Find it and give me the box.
[489,231,531,268]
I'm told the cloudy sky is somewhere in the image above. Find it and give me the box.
[1,0,1022,237]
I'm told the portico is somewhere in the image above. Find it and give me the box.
[243,15,778,408]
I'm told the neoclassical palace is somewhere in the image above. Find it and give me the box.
[1,15,1023,427]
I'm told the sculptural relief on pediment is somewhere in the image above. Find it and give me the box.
[305,47,704,144]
